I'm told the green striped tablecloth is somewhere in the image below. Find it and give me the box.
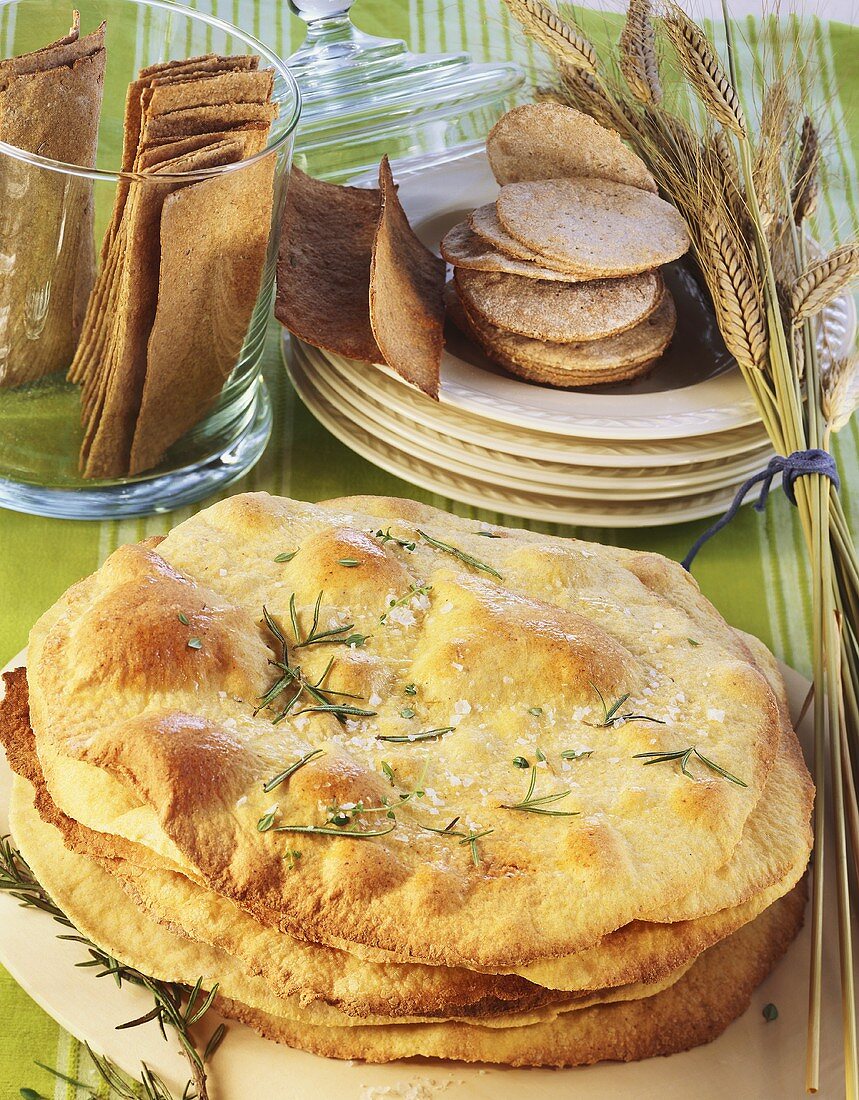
[1,1,857,1095]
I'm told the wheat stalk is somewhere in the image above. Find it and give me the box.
[702,214,769,371]
[501,0,598,73]
[620,0,662,105]
[663,4,747,138]
[753,80,795,229]
[791,242,859,323]
[793,115,820,224]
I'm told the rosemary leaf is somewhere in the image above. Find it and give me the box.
[377,726,455,743]
[501,766,579,817]
[338,558,361,567]
[263,748,325,793]
[417,529,503,579]
[272,822,396,838]
[274,550,299,562]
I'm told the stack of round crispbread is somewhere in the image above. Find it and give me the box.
[0,492,813,1069]
[442,103,689,388]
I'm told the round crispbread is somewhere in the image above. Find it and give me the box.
[487,102,657,193]
[0,662,809,1009]
[469,202,590,274]
[441,221,584,282]
[23,493,787,969]
[445,281,676,388]
[454,267,662,344]
[9,771,805,1065]
[216,885,806,1065]
[9,773,692,1032]
[496,178,690,277]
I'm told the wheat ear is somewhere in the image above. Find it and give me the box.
[753,79,795,229]
[791,242,859,324]
[702,214,769,371]
[663,5,746,138]
[620,0,662,105]
[557,64,629,132]
[793,116,820,225]
[501,0,598,73]
[822,353,859,433]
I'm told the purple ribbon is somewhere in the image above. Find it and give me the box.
[682,449,840,571]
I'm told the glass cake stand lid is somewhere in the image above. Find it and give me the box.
[286,0,525,181]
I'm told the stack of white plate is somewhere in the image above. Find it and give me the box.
[282,153,855,527]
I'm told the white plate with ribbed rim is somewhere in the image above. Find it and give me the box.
[286,350,755,526]
[292,340,775,495]
[292,334,775,466]
[0,648,850,1098]
[341,149,856,442]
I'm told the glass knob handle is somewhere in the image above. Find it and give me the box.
[287,0,355,20]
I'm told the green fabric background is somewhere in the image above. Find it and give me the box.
[0,1,857,1095]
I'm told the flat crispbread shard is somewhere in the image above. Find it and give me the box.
[23,492,793,970]
[369,155,446,398]
[276,167,383,363]
[128,148,276,475]
[0,21,105,387]
[441,220,587,281]
[446,281,676,387]
[495,177,690,277]
[487,102,658,193]
[81,138,247,479]
[0,661,810,1006]
[218,886,805,1065]
[455,267,663,344]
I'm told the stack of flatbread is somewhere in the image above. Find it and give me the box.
[0,13,105,388]
[0,492,812,1067]
[444,103,688,388]
[67,54,278,479]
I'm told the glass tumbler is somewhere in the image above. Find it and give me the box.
[0,0,300,518]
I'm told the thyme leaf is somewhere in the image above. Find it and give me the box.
[372,528,417,551]
[380,583,432,624]
[417,530,503,579]
[177,612,189,625]
[561,749,593,761]
[634,746,748,787]
[274,550,299,562]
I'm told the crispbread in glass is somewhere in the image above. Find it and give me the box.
[0,0,299,518]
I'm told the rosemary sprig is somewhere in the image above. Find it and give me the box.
[372,527,416,551]
[262,748,325,793]
[376,726,455,743]
[0,837,220,1100]
[417,530,503,580]
[421,818,494,866]
[291,592,357,648]
[501,766,579,817]
[634,746,748,787]
[380,583,432,624]
[257,612,374,725]
[590,683,665,727]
